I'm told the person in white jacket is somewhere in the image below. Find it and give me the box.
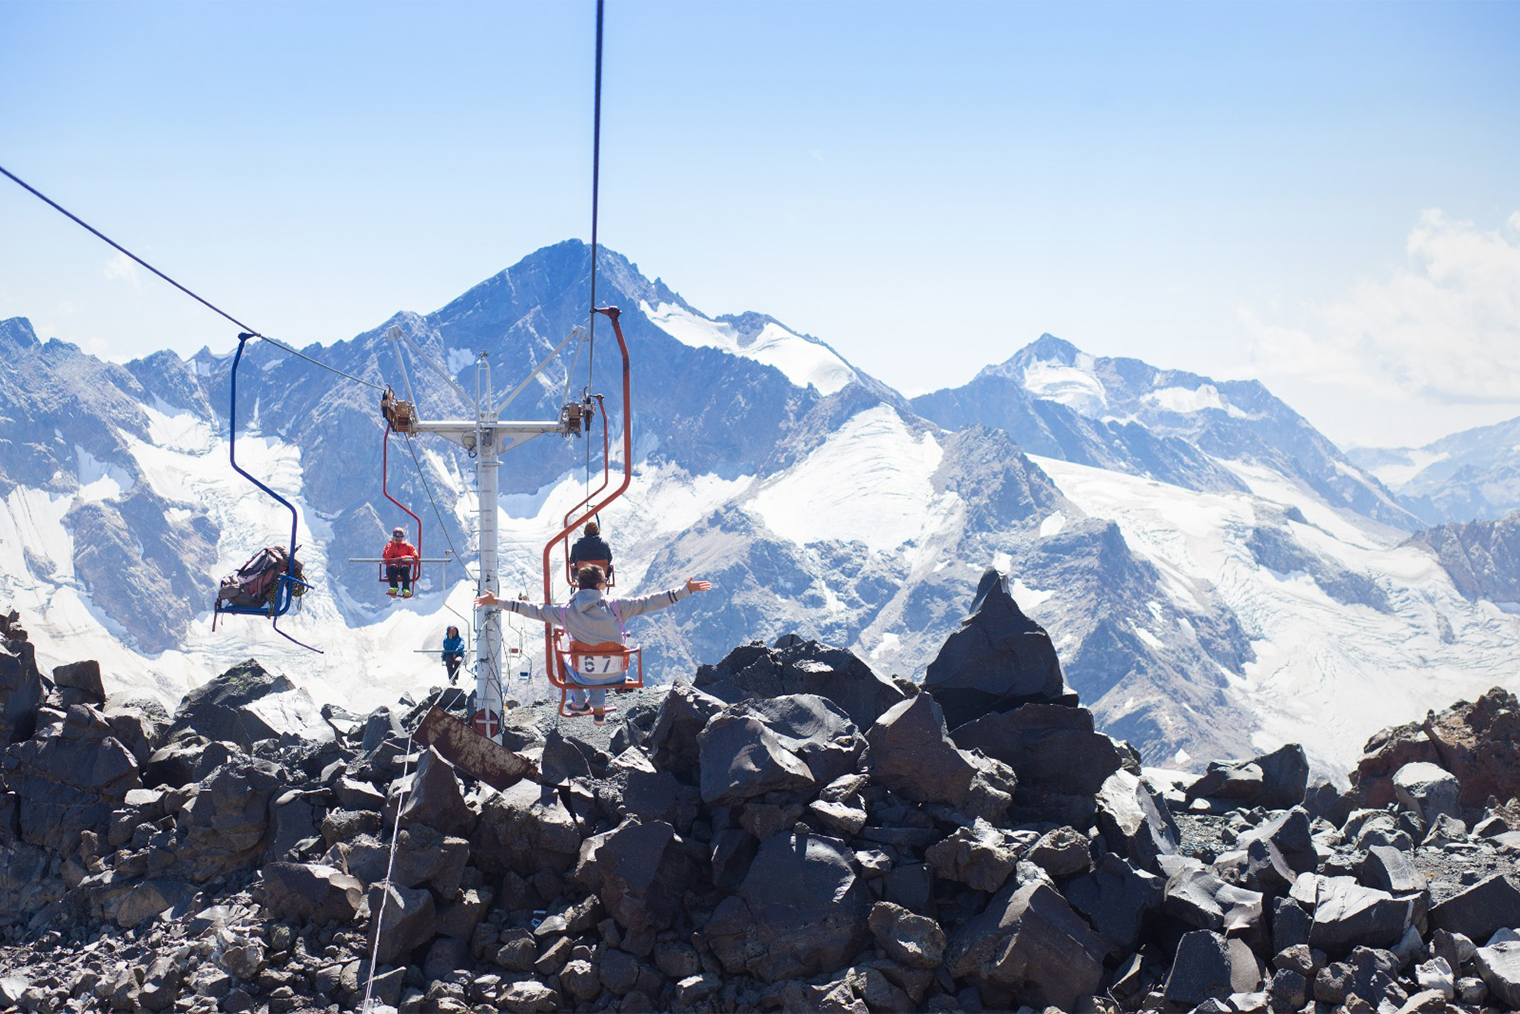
[476,566,711,723]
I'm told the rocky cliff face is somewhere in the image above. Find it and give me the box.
[1406,512,1520,607]
[3,590,1520,1013]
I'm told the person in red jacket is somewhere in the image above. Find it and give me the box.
[382,526,419,598]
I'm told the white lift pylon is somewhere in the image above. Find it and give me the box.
[382,325,594,742]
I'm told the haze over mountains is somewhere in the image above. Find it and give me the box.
[1,240,1516,776]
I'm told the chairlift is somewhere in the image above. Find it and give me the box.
[211,333,321,653]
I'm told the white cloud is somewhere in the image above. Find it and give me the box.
[103,252,141,288]
[1244,210,1520,407]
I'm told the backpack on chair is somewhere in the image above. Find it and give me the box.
[217,546,306,610]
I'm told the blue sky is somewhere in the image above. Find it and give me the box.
[3,1,1518,448]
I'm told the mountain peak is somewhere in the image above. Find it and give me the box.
[0,316,41,351]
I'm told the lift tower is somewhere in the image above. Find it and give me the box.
[382,328,596,738]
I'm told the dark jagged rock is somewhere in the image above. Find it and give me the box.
[472,780,581,877]
[1095,769,1179,874]
[51,660,104,707]
[706,831,872,982]
[400,747,475,838]
[254,862,364,924]
[1429,874,1520,943]
[951,701,1127,798]
[1063,851,1165,956]
[574,817,698,934]
[163,658,334,749]
[644,681,725,783]
[176,754,283,882]
[696,708,816,804]
[944,880,1106,1011]
[1294,875,1419,956]
[694,639,907,733]
[1392,761,1461,826]
[1185,743,1309,811]
[0,638,45,744]
[5,704,141,854]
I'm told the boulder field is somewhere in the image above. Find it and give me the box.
[0,575,1518,1013]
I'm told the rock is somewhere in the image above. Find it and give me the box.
[114,878,197,928]
[924,822,1022,893]
[1349,687,1520,811]
[1236,806,1319,875]
[706,831,872,982]
[175,754,283,881]
[335,823,470,894]
[141,735,235,789]
[921,568,1070,728]
[0,638,45,744]
[949,702,1125,797]
[4,704,141,854]
[1429,874,1520,943]
[644,681,727,782]
[1163,861,1263,933]
[368,881,437,965]
[1414,956,1455,999]
[255,862,364,923]
[472,780,582,877]
[1294,875,1418,955]
[1357,844,1427,896]
[694,639,908,733]
[52,660,105,706]
[1063,851,1165,955]
[574,816,698,933]
[1188,745,1310,812]
[499,979,560,1012]
[138,955,181,1013]
[1164,929,1235,1007]
[1095,769,1179,873]
[865,693,981,810]
[717,694,865,786]
[400,747,475,837]
[1025,825,1093,879]
[1392,761,1461,825]
[697,709,816,804]
[945,880,1105,1011]
[1475,939,1520,1009]
[867,901,946,969]
[101,696,170,765]
[163,658,334,748]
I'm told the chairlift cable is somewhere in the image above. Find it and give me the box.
[400,432,477,582]
[583,0,606,528]
[0,163,385,393]
[587,0,606,390]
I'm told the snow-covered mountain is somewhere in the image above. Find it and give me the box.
[3,243,1518,777]
[911,334,1421,531]
[1348,413,1520,525]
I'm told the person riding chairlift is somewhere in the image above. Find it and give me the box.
[568,520,614,585]
[383,526,419,598]
[475,566,711,725]
[442,625,465,684]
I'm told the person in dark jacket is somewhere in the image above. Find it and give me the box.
[441,625,465,683]
[568,521,614,584]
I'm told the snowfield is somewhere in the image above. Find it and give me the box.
[1029,454,1520,775]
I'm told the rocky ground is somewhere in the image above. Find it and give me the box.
[1,574,1519,1014]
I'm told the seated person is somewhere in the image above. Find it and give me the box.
[476,566,711,725]
[441,625,464,683]
[568,521,614,583]
[383,526,419,598]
